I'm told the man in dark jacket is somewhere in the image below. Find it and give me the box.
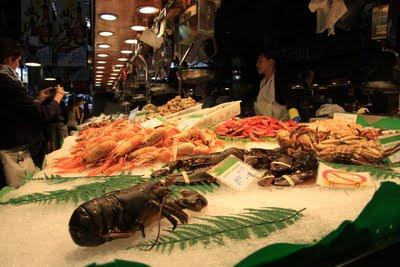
[0,37,65,188]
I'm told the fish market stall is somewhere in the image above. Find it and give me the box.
[1,112,400,267]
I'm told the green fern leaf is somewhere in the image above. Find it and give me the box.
[134,207,305,252]
[0,175,146,206]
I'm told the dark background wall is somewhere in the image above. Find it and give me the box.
[214,0,397,86]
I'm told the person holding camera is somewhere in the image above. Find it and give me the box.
[0,37,65,188]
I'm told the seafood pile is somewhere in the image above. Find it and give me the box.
[53,123,224,176]
[152,147,318,187]
[69,180,208,246]
[215,116,297,141]
[277,121,400,165]
[142,96,198,117]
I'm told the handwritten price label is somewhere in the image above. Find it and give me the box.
[207,155,262,191]
[141,115,166,128]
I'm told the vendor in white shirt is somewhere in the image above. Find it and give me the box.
[254,51,289,121]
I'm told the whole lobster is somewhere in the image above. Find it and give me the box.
[69,180,208,247]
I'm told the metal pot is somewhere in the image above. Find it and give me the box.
[362,81,400,91]
[361,81,400,115]
[176,69,215,84]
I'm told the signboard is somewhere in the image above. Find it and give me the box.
[372,4,389,40]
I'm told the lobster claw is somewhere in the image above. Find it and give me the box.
[175,189,208,212]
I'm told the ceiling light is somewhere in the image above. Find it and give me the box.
[95,79,102,81]
[99,13,118,21]
[25,62,42,67]
[97,53,109,58]
[117,58,128,62]
[109,77,116,80]
[115,64,124,67]
[44,77,56,81]
[112,69,120,72]
[96,71,104,73]
[97,60,107,64]
[97,43,111,49]
[110,73,118,76]
[121,50,133,54]
[131,25,145,32]
[96,75,103,78]
[137,6,159,14]
[96,66,105,69]
[98,31,114,37]
[125,39,138,44]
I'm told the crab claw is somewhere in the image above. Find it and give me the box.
[176,189,208,212]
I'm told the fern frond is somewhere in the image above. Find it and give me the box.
[133,207,305,252]
[0,175,147,206]
[31,171,140,185]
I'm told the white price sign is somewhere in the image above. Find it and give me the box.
[141,116,166,128]
[207,155,262,191]
[128,107,139,123]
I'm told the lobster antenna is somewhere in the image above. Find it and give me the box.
[144,191,172,251]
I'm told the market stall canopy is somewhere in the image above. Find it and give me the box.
[93,0,161,91]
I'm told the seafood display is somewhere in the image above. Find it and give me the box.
[258,150,318,186]
[215,116,297,141]
[152,147,318,187]
[277,124,400,165]
[142,96,198,118]
[53,125,224,176]
[69,180,208,246]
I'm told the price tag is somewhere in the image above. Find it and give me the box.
[177,114,205,131]
[128,107,139,123]
[207,155,262,191]
[141,115,166,128]
[333,113,357,124]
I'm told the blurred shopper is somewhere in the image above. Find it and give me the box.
[76,97,85,124]
[0,37,65,188]
[67,97,82,132]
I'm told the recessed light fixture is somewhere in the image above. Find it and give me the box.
[115,64,124,67]
[97,53,109,58]
[95,84,101,87]
[97,60,107,64]
[109,77,117,80]
[125,39,138,44]
[96,75,103,78]
[97,43,111,49]
[99,13,118,21]
[117,58,128,62]
[96,70,104,73]
[25,62,42,67]
[44,77,56,81]
[98,31,114,36]
[96,66,105,69]
[95,79,102,81]
[137,6,159,14]
[131,25,145,31]
[121,50,133,54]
[110,73,118,76]
[112,69,120,72]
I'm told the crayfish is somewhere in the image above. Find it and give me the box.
[69,180,208,247]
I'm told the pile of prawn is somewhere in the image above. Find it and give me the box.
[52,118,224,176]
